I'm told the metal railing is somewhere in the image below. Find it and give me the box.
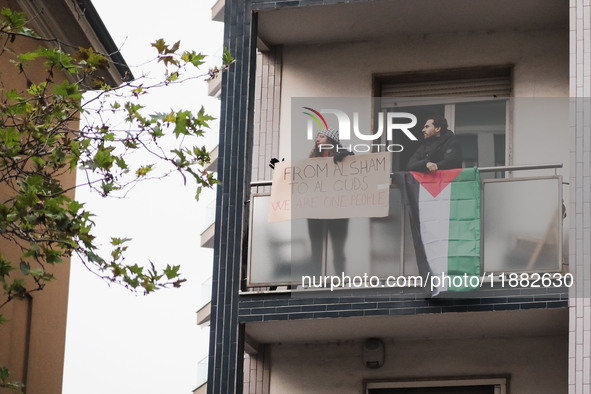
[250,163,563,187]
[245,164,566,289]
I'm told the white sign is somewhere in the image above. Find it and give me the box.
[268,152,391,222]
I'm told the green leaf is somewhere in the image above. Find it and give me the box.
[114,156,129,170]
[5,89,23,101]
[151,39,167,54]
[136,165,153,177]
[1,8,38,38]
[163,264,180,280]
[37,47,75,71]
[45,250,62,264]
[222,46,234,66]
[128,264,143,275]
[31,156,45,167]
[181,51,206,67]
[0,256,15,278]
[93,146,116,170]
[0,365,9,383]
[67,200,83,214]
[196,106,215,127]
[7,279,26,297]
[173,111,190,137]
[29,268,44,277]
[169,40,180,54]
[18,51,39,63]
[19,261,30,276]
[27,81,47,96]
[167,72,179,82]
[111,237,132,246]
[82,48,109,69]
[132,85,144,97]
[142,282,157,293]
[54,80,82,99]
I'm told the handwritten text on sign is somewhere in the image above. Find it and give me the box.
[268,152,391,222]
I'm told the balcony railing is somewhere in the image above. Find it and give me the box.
[246,164,565,288]
[200,200,216,249]
[196,356,208,388]
[196,276,212,326]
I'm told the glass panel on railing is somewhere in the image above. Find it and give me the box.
[249,195,319,285]
[325,187,404,278]
[250,175,564,287]
[482,177,562,273]
[197,356,208,386]
[202,199,216,232]
[250,189,407,285]
[201,276,212,306]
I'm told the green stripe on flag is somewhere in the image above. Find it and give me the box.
[448,167,481,290]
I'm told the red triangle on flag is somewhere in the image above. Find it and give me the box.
[410,168,463,198]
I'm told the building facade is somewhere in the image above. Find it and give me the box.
[207,0,589,393]
[0,1,129,392]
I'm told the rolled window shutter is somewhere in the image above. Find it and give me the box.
[381,76,511,97]
[378,67,512,108]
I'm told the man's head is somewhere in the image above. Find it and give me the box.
[422,116,448,139]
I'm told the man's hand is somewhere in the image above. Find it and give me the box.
[426,162,438,172]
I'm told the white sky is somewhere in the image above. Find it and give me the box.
[62,1,223,393]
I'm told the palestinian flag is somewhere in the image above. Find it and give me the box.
[394,168,481,295]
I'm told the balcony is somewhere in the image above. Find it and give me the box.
[245,164,566,290]
[192,382,206,394]
[196,277,212,326]
[207,75,222,98]
[193,356,208,393]
[204,144,218,173]
[200,200,216,249]
[200,222,215,249]
[197,302,211,326]
[211,0,224,22]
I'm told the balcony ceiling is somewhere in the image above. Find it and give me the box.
[257,0,568,46]
[245,307,567,344]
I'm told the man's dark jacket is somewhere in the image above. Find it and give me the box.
[406,129,462,172]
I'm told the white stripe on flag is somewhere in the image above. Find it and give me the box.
[418,182,452,293]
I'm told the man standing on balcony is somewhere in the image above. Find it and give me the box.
[406,116,462,172]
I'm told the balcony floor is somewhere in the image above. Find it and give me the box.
[244,305,567,344]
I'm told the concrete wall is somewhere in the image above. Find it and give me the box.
[568,2,591,393]
[269,334,567,394]
[277,28,570,182]
[275,26,571,254]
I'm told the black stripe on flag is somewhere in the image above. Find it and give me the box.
[393,172,432,281]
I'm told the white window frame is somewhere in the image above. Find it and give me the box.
[380,97,511,170]
[377,66,514,169]
[366,377,507,394]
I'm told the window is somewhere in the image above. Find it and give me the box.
[376,66,511,176]
[369,386,495,394]
[366,378,507,394]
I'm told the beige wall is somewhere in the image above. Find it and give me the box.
[269,334,567,393]
[278,28,570,179]
[568,1,591,392]
[276,26,571,240]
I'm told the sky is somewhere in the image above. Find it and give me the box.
[61,1,223,393]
